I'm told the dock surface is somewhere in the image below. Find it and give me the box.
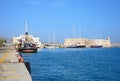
[0,47,32,81]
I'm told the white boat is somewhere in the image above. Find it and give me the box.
[44,44,59,49]
[44,32,59,49]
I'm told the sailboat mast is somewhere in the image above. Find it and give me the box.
[79,26,82,38]
[48,34,50,44]
[72,24,75,38]
[53,32,55,44]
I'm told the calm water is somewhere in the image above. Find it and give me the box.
[22,48,120,81]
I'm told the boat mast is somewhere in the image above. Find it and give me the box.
[25,22,28,34]
[53,32,55,45]
[72,24,75,38]
[48,34,50,44]
[79,26,82,38]
[25,22,29,42]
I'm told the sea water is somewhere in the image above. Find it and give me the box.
[22,48,120,81]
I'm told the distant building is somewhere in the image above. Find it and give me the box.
[64,37,111,48]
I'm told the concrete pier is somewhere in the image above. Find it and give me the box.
[0,47,32,81]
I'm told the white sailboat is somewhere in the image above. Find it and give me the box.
[45,32,59,49]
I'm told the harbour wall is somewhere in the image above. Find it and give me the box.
[64,37,111,47]
[0,47,32,81]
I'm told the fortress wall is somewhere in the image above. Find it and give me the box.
[86,39,95,46]
[64,38,86,46]
[64,37,111,47]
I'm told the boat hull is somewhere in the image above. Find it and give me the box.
[66,45,86,48]
[91,45,103,48]
[18,47,38,53]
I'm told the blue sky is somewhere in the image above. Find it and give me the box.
[0,0,120,43]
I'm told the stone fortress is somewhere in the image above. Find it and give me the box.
[64,37,111,48]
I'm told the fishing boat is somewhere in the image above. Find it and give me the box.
[17,22,38,53]
[18,42,38,53]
